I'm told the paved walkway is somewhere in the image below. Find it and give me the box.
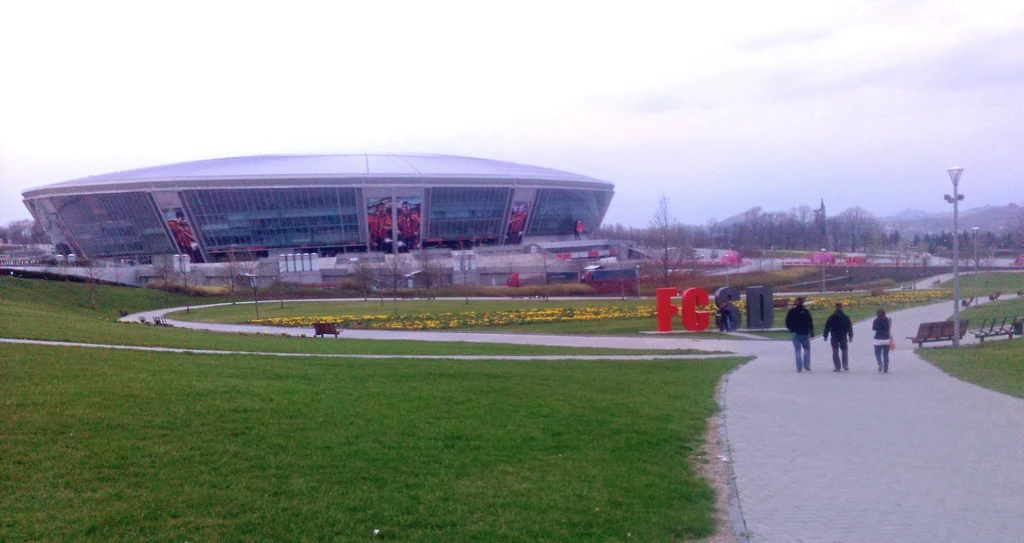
[724,300,1024,542]
[121,291,1024,541]
[0,337,736,361]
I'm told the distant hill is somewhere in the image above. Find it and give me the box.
[709,204,1022,235]
[880,204,1023,235]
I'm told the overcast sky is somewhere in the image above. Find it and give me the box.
[1,0,1022,227]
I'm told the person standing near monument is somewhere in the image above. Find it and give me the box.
[785,297,814,372]
[823,303,854,372]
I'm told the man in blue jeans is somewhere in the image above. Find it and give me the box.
[785,297,815,372]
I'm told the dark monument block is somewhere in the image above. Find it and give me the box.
[745,286,774,329]
[715,287,743,329]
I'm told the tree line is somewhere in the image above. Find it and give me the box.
[600,201,1024,256]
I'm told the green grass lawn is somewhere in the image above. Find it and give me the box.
[916,295,1024,398]
[917,340,1024,398]
[0,343,747,541]
[0,277,706,356]
[935,271,1024,297]
[955,295,1024,325]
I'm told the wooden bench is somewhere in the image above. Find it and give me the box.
[907,320,969,347]
[313,322,340,338]
[152,316,171,327]
[900,285,914,291]
[972,317,1010,343]
[961,296,974,308]
[988,291,1001,301]
[772,297,791,308]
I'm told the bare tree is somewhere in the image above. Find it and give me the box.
[644,195,690,286]
[223,249,246,304]
[353,258,377,300]
[837,207,876,252]
[385,253,410,314]
[238,259,264,319]
[82,258,102,308]
[418,249,446,299]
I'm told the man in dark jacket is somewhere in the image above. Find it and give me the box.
[823,303,854,371]
[785,297,814,372]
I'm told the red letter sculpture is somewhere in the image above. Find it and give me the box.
[680,287,711,331]
[655,287,679,332]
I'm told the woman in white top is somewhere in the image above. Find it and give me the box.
[871,308,892,373]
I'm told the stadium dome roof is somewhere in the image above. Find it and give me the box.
[24,154,612,196]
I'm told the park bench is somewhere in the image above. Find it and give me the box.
[971,318,1011,343]
[900,285,914,291]
[138,316,149,324]
[152,316,171,327]
[988,291,1001,301]
[119,309,129,318]
[961,296,975,308]
[907,320,969,347]
[870,288,886,297]
[313,322,340,338]
[772,297,791,308]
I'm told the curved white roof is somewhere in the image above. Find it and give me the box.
[24,154,613,197]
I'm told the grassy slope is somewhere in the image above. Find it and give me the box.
[167,298,655,324]
[953,296,1024,325]
[935,271,1024,297]
[917,296,1024,398]
[0,343,747,541]
[0,277,703,356]
[917,340,1024,398]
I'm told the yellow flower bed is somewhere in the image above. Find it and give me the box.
[252,306,658,330]
[801,290,950,308]
[249,290,949,331]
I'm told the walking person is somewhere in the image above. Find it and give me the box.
[785,297,814,372]
[823,303,854,372]
[872,309,893,373]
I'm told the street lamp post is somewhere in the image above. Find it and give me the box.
[944,167,965,347]
[635,264,641,298]
[972,226,979,307]
[243,273,260,319]
[820,248,827,293]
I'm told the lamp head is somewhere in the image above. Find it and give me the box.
[948,167,964,185]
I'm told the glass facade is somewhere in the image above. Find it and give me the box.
[527,189,612,237]
[426,187,511,240]
[48,192,174,258]
[180,188,361,256]
[29,183,612,259]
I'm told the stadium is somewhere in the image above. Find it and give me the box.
[21,154,615,263]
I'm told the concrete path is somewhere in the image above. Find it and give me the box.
[0,337,736,361]
[724,301,1024,542]
[125,303,750,353]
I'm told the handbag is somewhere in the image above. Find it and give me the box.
[888,337,896,350]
